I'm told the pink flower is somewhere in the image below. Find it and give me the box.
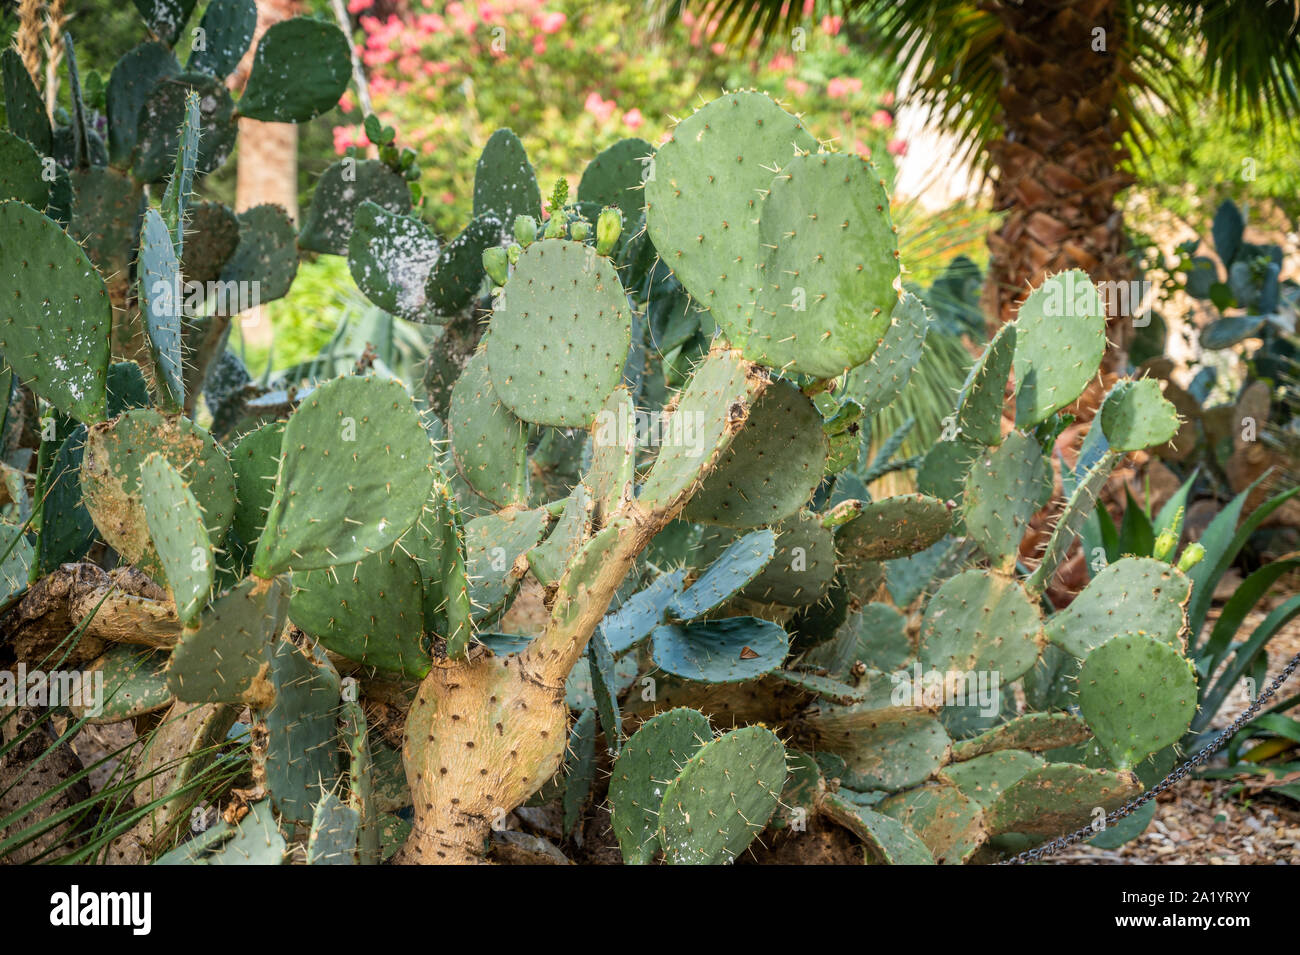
[347,0,373,12]
[887,138,908,157]
[821,15,842,35]
[623,108,644,130]
[826,76,863,99]
[784,77,809,96]
[584,91,616,124]
[880,91,895,107]
[852,138,871,158]
[710,41,726,55]
[871,109,893,130]
[532,10,566,34]
[339,90,355,113]
[768,52,795,72]
[532,36,547,55]
[422,60,452,75]
[441,192,456,204]
[332,126,354,155]
[416,14,446,34]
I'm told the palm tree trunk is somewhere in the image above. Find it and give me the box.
[982,0,1134,376]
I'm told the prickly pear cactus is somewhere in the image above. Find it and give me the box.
[0,72,1207,868]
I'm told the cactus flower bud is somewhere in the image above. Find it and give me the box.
[514,215,537,246]
[1176,542,1206,573]
[1152,526,1177,562]
[544,208,567,239]
[482,246,509,286]
[570,219,590,241]
[596,207,622,255]
[507,242,522,264]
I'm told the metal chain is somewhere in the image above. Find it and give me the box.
[1002,650,1300,865]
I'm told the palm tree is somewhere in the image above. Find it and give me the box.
[653,0,1300,371]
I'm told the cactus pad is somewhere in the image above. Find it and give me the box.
[424,213,501,317]
[485,239,632,428]
[188,0,256,78]
[658,724,787,864]
[1098,377,1181,452]
[251,375,434,576]
[167,577,287,704]
[307,792,360,865]
[0,201,111,423]
[138,208,185,409]
[299,159,411,256]
[463,505,550,619]
[805,696,951,791]
[956,322,1015,446]
[258,637,340,823]
[230,420,285,547]
[951,711,1092,760]
[651,616,789,683]
[449,349,530,507]
[609,707,712,864]
[134,72,236,182]
[683,379,826,527]
[348,202,442,321]
[139,453,214,624]
[1012,271,1106,428]
[578,137,653,229]
[1046,557,1190,658]
[668,528,775,621]
[985,763,1142,838]
[843,291,931,417]
[3,49,54,155]
[1076,632,1198,769]
[217,204,299,311]
[0,131,48,208]
[602,569,687,654]
[738,511,836,606]
[961,432,1052,570]
[819,793,935,864]
[237,17,350,123]
[939,750,1043,808]
[472,128,542,226]
[71,646,172,723]
[749,152,898,377]
[837,493,953,561]
[918,570,1043,682]
[876,781,986,864]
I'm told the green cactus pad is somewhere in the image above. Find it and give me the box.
[608,707,711,864]
[67,167,143,309]
[69,646,172,723]
[651,616,790,683]
[106,42,179,163]
[876,781,986,864]
[36,425,96,574]
[1076,632,1198,769]
[251,375,434,577]
[562,708,599,836]
[668,528,775,621]
[527,485,591,587]
[939,750,1043,808]
[131,0,197,45]
[485,239,632,428]
[0,201,111,423]
[180,201,240,284]
[230,419,285,547]
[837,493,953,561]
[819,792,935,863]
[769,669,869,704]
[188,0,256,78]
[804,601,912,674]
[424,213,501,316]
[956,322,1015,446]
[237,17,350,123]
[348,202,442,322]
[210,204,297,314]
[658,724,787,864]
[683,379,826,527]
[985,763,1142,838]
[951,712,1092,761]
[0,522,33,609]
[138,209,185,409]
[962,432,1052,570]
[1012,270,1107,428]
[290,546,431,678]
[299,159,411,256]
[578,137,653,229]
[1046,557,1190,658]
[843,291,931,418]
[738,511,836,606]
[585,386,636,520]
[449,348,529,507]
[749,152,898,377]
[917,570,1044,683]
[306,792,359,865]
[805,696,951,791]
[0,131,48,208]
[108,360,153,417]
[602,569,687,654]
[134,72,236,182]
[3,49,54,155]
[158,798,287,865]
[1025,449,1119,595]
[83,410,235,575]
[916,436,981,504]
[645,91,816,345]
[256,637,341,824]
[139,453,215,624]
[638,350,760,510]
[463,505,550,620]
[167,577,287,704]
[1098,377,1181,452]
[587,626,623,752]
[471,128,542,226]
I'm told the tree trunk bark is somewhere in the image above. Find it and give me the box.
[983,0,1134,379]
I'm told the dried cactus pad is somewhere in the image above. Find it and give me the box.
[0,200,111,423]
[658,724,787,864]
[251,375,434,577]
[646,91,816,346]
[485,239,632,428]
[750,151,899,377]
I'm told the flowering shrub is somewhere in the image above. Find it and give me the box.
[337,0,904,233]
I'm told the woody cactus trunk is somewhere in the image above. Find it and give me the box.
[1,11,1208,865]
